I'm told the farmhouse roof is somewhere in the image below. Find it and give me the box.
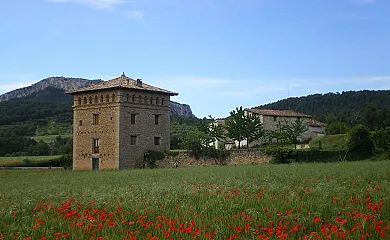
[308,120,327,127]
[67,73,178,96]
[248,108,312,118]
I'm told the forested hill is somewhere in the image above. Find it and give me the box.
[257,90,390,126]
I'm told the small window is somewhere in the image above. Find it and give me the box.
[100,95,103,103]
[161,98,165,105]
[130,114,136,124]
[78,97,82,105]
[154,137,161,146]
[132,95,135,102]
[130,135,137,145]
[112,94,116,102]
[273,116,277,121]
[93,139,100,154]
[126,94,130,102]
[89,96,93,104]
[93,114,99,125]
[154,115,160,125]
[139,95,142,103]
[144,96,148,103]
[79,120,83,126]
[156,97,159,105]
[106,94,110,102]
[84,97,87,104]
[95,96,98,104]
[150,97,154,105]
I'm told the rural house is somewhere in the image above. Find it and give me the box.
[67,73,178,170]
[213,108,326,149]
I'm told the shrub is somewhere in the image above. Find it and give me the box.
[348,125,374,159]
[144,150,164,169]
[264,149,348,164]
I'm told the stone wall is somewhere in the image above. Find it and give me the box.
[157,149,271,168]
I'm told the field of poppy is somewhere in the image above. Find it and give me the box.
[0,160,389,239]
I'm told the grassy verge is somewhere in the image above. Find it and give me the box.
[0,161,389,239]
[0,155,62,166]
[309,134,348,151]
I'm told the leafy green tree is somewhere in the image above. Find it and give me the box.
[348,124,374,158]
[372,128,390,152]
[280,118,308,149]
[243,113,264,148]
[181,131,212,159]
[225,107,246,148]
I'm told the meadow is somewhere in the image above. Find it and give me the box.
[0,156,62,166]
[0,161,389,239]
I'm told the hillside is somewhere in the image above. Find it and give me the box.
[256,90,390,126]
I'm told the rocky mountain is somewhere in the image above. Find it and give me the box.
[0,77,195,118]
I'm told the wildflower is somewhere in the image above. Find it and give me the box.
[313,217,321,224]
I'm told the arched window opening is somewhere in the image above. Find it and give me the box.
[139,95,142,103]
[95,96,98,104]
[112,94,116,102]
[132,95,135,102]
[156,97,159,105]
[106,94,110,102]
[150,97,154,105]
[100,95,103,103]
[126,94,130,102]
[89,96,93,104]
[161,98,165,105]
[144,96,148,104]
[83,97,87,104]
[78,97,82,105]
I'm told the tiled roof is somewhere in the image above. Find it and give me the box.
[67,73,178,96]
[308,120,327,127]
[248,108,312,118]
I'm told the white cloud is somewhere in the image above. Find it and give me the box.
[49,0,127,10]
[126,10,144,21]
[354,0,377,4]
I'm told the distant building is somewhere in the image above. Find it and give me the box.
[67,73,178,170]
[213,108,326,149]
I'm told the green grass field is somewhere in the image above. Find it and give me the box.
[0,155,62,165]
[0,161,390,239]
[31,134,72,143]
[309,134,348,151]
[0,161,389,239]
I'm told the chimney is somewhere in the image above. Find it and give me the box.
[136,79,142,87]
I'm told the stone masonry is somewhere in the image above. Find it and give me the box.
[67,73,178,170]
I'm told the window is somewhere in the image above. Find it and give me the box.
[130,114,136,124]
[78,97,81,105]
[161,98,165,105]
[93,114,99,125]
[95,96,98,103]
[93,139,100,154]
[130,135,137,145]
[154,137,161,146]
[132,95,135,102]
[150,97,154,105]
[144,96,148,103]
[84,97,87,104]
[154,114,160,125]
[106,94,110,102]
[156,97,159,105]
[79,120,83,126]
[112,94,116,102]
[139,95,142,103]
[126,94,129,102]
[273,116,277,121]
[100,95,103,103]
[89,96,93,104]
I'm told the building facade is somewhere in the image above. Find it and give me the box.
[67,73,178,170]
[213,108,326,149]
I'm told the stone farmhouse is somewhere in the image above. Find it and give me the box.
[67,73,178,170]
[213,108,326,149]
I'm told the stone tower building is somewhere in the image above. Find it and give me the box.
[67,73,178,170]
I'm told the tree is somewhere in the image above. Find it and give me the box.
[372,128,390,152]
[242,113,264,148]
[326,122,349,135]
[348,124,374,158]
[225,107,264,148]
[225,107,246,148]
[181,131,211,159]
[280,118,308,149]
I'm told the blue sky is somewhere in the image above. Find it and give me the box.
[0,0,389,118]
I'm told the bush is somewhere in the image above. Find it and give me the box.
[144,150,164,169]
[348,125,374,159]
[264,149,348,164]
